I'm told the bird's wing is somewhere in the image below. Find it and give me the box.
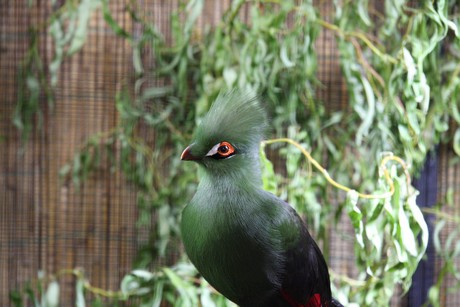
[265,193,332,306]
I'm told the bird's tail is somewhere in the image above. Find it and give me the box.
[308,295,344,307]
[280,290,343,307]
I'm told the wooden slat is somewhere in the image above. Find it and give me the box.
[1,1,460,306]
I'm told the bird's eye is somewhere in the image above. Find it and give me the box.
[218,144,229,154]
[216,142,234,157]
[206,141,236,159]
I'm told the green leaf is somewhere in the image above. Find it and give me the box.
[48,17,65,87]
[356,0,372,26]
[163,268,198,307]
[157,206,172,257]
[280,42,295,68]
[200,280,216,307]
[368,201,384,223]
[140,86,173,102]
[453,128,460,157]
[131,269,155,281]
[120,274,137,295]
[223,67,238,87]
[44,281,60,307]
[406,192,429,260]
[72,153,81,186]
[398,202,417,257]
[67,0,102,55]
[346,190,364,248]
[355,75,375,145]
[364,220,383,256]
[9,290,23,307]
[150,279,165,307]
[75,278,85,307]
[428,286,440,307]
[90,297,103,307]
[120,273,152,297]
[398,125,412,142]
[102,0,131,39]
[435,0,459,37]
[184,0,204,33]
[24,282,40,307]
[445,228,459,256]
[133,44,143,74]
[403,48,416,85]
[406,111,421,135]
[59,164,71,178]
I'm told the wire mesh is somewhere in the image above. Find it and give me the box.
[1,1,459,306]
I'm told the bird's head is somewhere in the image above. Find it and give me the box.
[181,89,268,180]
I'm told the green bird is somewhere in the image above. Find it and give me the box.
[180,90,342,307]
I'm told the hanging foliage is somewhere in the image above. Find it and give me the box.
[11,0,460,306]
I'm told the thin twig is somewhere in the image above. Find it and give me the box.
[329,269,369,287]
[262,138,411,200]
[315,19,398,65]
[422,207,460,224]
[56,268,127,299]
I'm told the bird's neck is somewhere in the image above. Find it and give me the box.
[200,159,263,193]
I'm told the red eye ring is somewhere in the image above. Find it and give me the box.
[206,141,236,159]
[217,141,235,157]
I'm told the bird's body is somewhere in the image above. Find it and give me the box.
[181,90,341,307]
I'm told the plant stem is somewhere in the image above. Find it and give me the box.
[262,138,411,200]
[315,19,398,64]
[422,207,460,224]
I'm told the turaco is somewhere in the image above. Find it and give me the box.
[181,89,343,307]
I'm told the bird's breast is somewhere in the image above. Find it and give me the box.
[181,189,284,305]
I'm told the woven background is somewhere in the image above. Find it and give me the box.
[1,1,459,306]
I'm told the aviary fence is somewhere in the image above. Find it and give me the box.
[1,1,459,306]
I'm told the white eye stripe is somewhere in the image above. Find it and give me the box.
[205,143,221,157]
[205,142,236,159]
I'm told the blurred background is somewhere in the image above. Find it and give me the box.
[1,1,459,306]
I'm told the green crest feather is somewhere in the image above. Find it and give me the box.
[194,89,268,155]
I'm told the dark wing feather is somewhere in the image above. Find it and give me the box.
[280,205,332,306]
[331,297,345,307]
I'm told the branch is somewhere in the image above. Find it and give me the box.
[315,19,398,65]
[262,138,411,200]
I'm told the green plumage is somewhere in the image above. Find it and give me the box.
[181,89,333,307]
[194,90,268,158]
[186,90,268,183]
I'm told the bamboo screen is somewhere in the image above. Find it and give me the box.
[1,1,459,306]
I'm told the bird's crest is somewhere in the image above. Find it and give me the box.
[194,89,268,152]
